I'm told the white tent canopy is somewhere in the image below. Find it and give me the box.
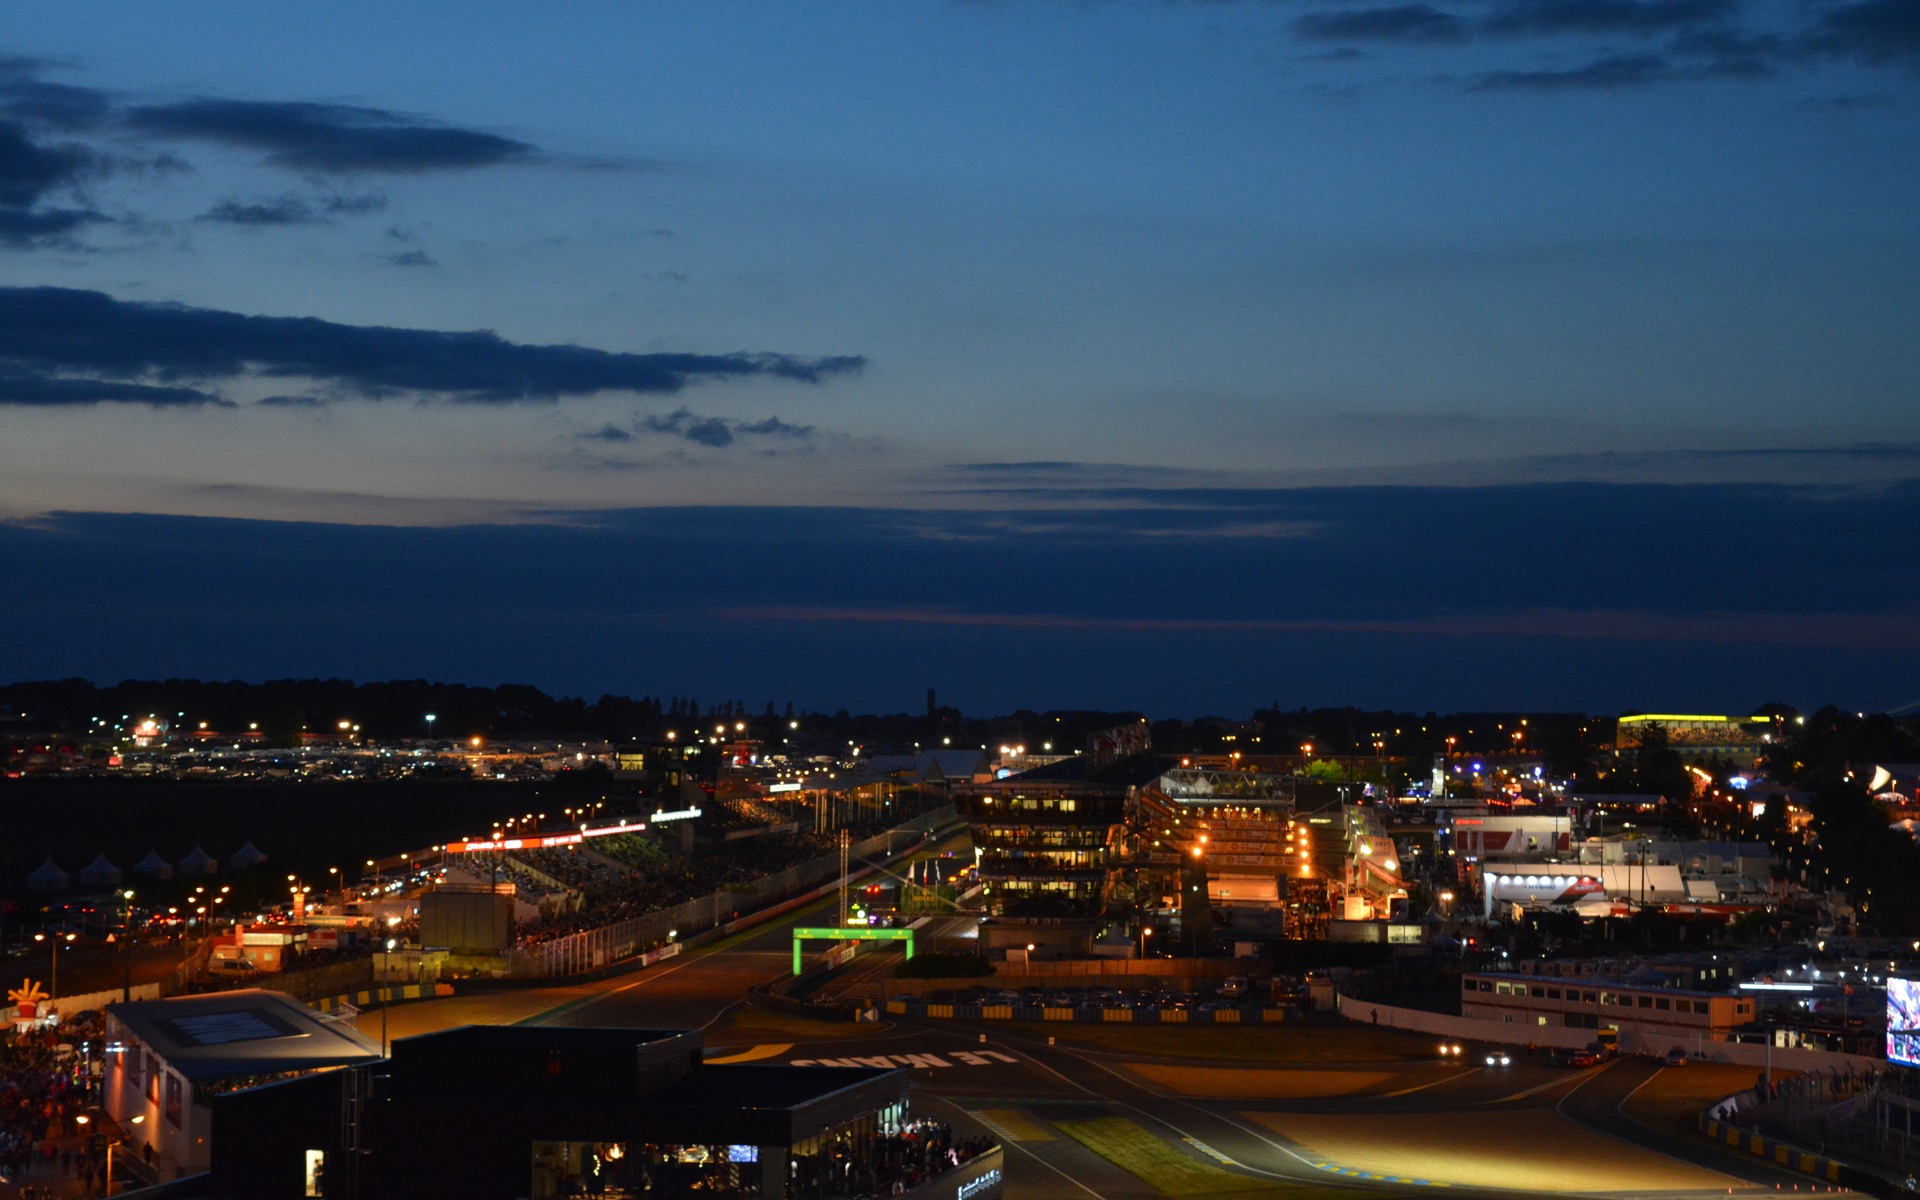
[26,857,70,891]
[228,841,268,870]
[132,850,174,880]
[178,845,218,875]
[77,853,123,888]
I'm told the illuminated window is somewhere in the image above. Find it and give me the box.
[304,1150,325,1197]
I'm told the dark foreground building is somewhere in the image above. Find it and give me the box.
[211,1024,1002,1200]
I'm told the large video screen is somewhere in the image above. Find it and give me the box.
[1889,978,1920,1067]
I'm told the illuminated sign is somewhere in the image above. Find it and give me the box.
[957,1169,1002,1200]
[649,807,703,824]
[444,833,584,853]
[580,820,649,839]
[767,782,801,794]
[1889,978,1920,1067]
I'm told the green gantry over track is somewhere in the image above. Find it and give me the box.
[791,926,915,975]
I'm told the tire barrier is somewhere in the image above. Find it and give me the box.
[1699,1115,1845,1185]
[884,999,1289,1024]
[308,981,454,1012]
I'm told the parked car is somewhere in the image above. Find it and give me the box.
[1663,1048,1689,1067]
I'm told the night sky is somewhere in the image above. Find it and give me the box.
[3,4,1917,714]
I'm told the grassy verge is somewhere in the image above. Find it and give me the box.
[1055,1116,1376,1200]
[1620,1063,1779,1137]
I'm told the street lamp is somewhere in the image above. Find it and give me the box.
[105,1114,147,1197]
[381,936,399,1057]
[32,931,76,1002]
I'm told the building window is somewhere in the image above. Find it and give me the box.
[304,1150,326,1198]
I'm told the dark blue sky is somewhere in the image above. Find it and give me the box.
[6,482,1916,714]
[2,4,1917,712]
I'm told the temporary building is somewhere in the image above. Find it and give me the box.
[178,846,219,876]
[228,841,268,870]
[77,853,123,889]
[132,850,174,881]
[26,857,70,891]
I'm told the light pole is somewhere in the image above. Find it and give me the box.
[118,888,136,1003]
[33,931,75,1004]
[102,1113,144,1197]
[381,937,397,1058]
[424,712,436,742]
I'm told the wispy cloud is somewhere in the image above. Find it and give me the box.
[0,286,866,405]
[197,195,321,226]
[0,118,105,246]
[0,59,530,252]
[634,408,816,448]
[1290,0,1916,90]
[1801,0,1920,68]
[0,372,229,408]
[720,604,1920,650]
[124,98,534,174]
[1295,4,1471,43]
[1480,0,1737,37]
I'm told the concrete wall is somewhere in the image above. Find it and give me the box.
[887,958,1258,997]
[1336,992,1594,1050]
[39,979,170,1019]
[1335,991,1883,1070]
[995,957,1254,979]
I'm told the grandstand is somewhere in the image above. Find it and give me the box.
[508,814,904,946]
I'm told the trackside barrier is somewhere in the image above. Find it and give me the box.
[885,999,1289,1025]
[33,981,171,1020]
[1698,1114,1845,1184]
[309,982,455,1012]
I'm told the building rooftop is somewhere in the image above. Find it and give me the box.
[107,988,382,1083]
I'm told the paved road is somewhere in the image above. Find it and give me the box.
[364,835,1860,1200]
[1558,1055,1823,1191]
